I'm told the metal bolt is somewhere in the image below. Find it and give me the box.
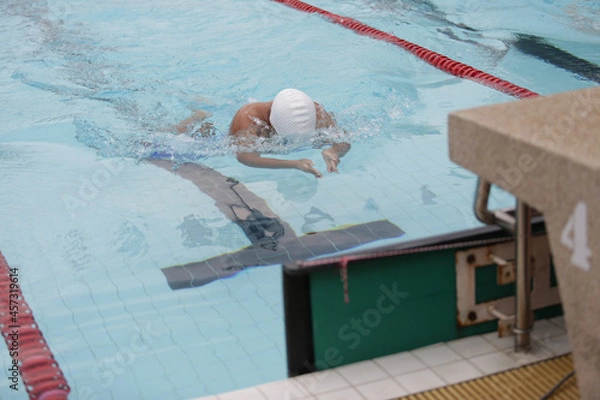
[467,254,476,264]
[468,311,477,321]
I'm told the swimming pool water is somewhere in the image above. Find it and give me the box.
[1,0,598,398]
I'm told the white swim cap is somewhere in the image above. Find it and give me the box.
[269,89,316,137]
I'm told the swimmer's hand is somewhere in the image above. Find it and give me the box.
[321,148,341,173]
[236,152,323,178]
[294,159,323,178]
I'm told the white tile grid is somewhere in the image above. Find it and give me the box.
[199,318,570,400]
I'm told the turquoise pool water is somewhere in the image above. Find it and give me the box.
[0,0,598,398]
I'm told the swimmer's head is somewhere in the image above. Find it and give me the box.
[269,89,316,138]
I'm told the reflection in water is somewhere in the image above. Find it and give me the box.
[177,215,216,248]
[364,197,380,211]
[421,185,437,205]
[275,172,318,203]
[227,178,285,251]
[61,229,94,277]
[111,221,149,259]
[302,207,336,234]
[177,214,247,250]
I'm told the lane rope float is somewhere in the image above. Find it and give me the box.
[273,0,539,99]
[1,252,70,400]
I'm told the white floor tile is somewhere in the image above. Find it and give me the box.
[257,378,310,400]
[395,369,445,394]
[411,343,463,367]
[295,370,349,396]
[334,360,388,385]
[531,319,567,341]
[539,333,571,356]
[549,315,566,329]
[482,331,516,350]
[510,340,555,367]
[433,360,484,384]
[218,386,268,400]
[470,351,518,375]
[446,336,497,359]
[315,387,364,400]
[356,377,408,399]
[374,351,427,376]
[208,324,571,400]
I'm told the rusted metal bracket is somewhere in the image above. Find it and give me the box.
[490,254,516,285]
[488,306,515,337]
[487,306,535,337]
[456,235,560,337]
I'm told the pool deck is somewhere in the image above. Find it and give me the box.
[193,316,569,400]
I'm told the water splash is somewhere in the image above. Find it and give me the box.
[74,112,382,165]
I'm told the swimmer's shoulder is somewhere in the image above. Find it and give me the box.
[229,101,272,136]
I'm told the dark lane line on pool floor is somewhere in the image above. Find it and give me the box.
[149,160,405,289]
[513,34,600,85]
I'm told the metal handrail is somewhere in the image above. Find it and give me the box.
[474,179,517,233]
[515,200,533,352]
[474,178,533,352]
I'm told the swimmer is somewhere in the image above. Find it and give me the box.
[175,109,217,138]
[229,88,351,178]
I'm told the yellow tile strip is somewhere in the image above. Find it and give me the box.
[396,355,578,400]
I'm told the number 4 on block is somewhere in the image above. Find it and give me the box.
[561,201,592,271]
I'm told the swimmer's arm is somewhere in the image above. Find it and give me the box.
[316,103,337,129]
[322,142,350,173]
[316,105,351,173]
[236,152,323,178]
[316,103,351,149]
[176,110,211,134]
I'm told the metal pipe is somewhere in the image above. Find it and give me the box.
[474,179,496,224]
[488,305,510,320]
[515,200,533,352]
[493,209,516,233]
[474,179,516,233]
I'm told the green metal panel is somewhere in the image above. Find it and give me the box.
[310,249,458,369]
[476,264,515,303]
[309,245,564,370]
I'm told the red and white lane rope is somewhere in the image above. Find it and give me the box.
[1,252,70,400]
[272,0,539,99]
